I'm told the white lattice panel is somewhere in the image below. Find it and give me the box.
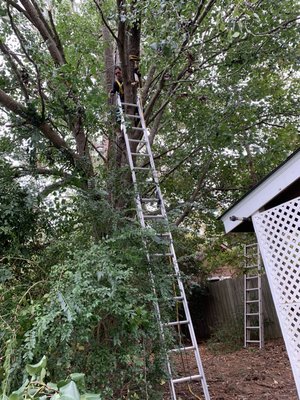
[252,196,300,397]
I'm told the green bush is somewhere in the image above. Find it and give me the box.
[207,314,244,354]
[1,356,101,400]
[1,228,167,399]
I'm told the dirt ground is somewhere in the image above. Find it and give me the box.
[165,339,297,400]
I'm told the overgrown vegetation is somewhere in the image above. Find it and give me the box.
[2,355,101,400]
[207,314,244,354]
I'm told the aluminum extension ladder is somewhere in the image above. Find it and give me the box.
[116,94,210,400]
[244,243,264,349]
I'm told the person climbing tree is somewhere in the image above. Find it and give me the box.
[110,66,124,102]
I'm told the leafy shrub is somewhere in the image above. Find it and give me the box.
[1,228,167,399]
[1,356,101,400]
[207,314,244,354]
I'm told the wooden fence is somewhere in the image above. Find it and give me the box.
[189,274,282,340]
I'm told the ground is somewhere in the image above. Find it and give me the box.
[165,339,297,399]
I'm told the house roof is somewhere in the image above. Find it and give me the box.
[219,148,300,233]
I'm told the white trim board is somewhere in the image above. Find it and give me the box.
[220,150,300,233]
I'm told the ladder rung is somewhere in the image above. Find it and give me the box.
[125,114,141,118]
[169,345,195,353]
[128,139,147,143]
[173,296,184,301]
[131,152,150,156]
[130,127,144,131]
[164,320,189,327]
[172,374,202,384]
[143,215,165,219]
[246,276,258,280]
[152,253,172,257]
[246,340,260,343]
[141,198,157,202]
[246,312,260,316]
[246,287,259,291]
[121,102,138,107]
[133,167,149,171]
[246,326,260,329]
[246,300,259,303]
[166,273,181,280]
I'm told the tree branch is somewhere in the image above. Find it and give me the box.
[0,89,75,160]
[7,3,46,117]
[38,178,77,198]
[256,16,300,36]
[175,160,212,226]
[93,0,119,44]
[6,0,32,21]
[48,8,66,60]
[19,0,65,66]
[0,41,29,101]
[141,64,156,104]
[13,166,72,179]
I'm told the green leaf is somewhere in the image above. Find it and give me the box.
[69,373,85,384]
[80,394,101,400]
[56,380,70,389]
[59,381,80,400]
[8,395,20,400]
[40,367,47,382]
[47,383,58,391]
[26,356,47,377]
[50,394,61,400]
[69,373,85,390]
[8,379,29,400]
[232,31,240,38]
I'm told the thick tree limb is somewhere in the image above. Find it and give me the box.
[39,178,78,198]
[48,8,66,59]
[6,0,32,21]
[19,0,65,66]
[13,166,72,179]
[0,89,75,158]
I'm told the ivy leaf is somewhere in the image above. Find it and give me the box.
[69,373,85,391]
[47,383,58,391]
[59,381,80,400]
[8,380,29,400]
[26,356,47,377]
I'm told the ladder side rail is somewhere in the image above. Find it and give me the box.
[244,244,250,347]
[244,272,247,347]
[257,246,264,349]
